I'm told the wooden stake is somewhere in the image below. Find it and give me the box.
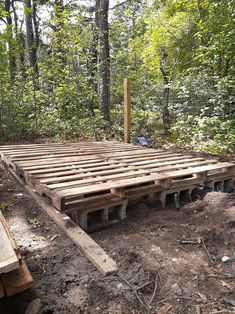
[124,78,131,143]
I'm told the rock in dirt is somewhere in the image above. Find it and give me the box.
[221,256,230,262]
[116,283,124,290]
[67,286,88,307]
[25,298,41,314]
[171,283,183,295]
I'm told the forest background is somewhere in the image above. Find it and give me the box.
[0,0,234,155]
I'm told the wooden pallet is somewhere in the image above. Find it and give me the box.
[0,143,234,214]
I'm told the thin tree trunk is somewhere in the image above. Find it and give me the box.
[87,2,99,116]
[24,0,38,76]
[5,0,16,80]
[32,0,39,49]
[160,47,170,135]
[53,0,66,68]
[18,29,26,78]
[98,0,110,120]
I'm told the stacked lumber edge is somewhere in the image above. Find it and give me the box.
[0,211,33,298]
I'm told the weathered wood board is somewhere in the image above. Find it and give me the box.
[0,216,19,274]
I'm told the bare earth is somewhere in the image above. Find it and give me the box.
[0,165,234,314]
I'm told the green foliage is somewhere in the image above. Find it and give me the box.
[0,0,234,156]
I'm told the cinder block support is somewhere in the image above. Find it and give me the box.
[73,199,128,231]
[147,193,156,203]
[78,212,88,230]
[215,181,224,192]
[204,181,215,190]
[101,208,109,224]
[180,188,193,202]
[205,180,224,192]
[224,179,234,192]
[117,202,127,220]
[158,191,167,208]
[156,185,198,208]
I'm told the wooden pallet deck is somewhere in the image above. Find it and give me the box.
[0,142,234,213]
[1,142,234,275]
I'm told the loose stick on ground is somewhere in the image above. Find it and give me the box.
[118,272,150,313]
[201,237,214,264]
[148,274,159,306]
[136,280,153,291]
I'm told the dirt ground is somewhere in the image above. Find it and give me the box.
[0,165,234,314]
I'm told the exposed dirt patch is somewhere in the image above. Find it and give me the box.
[0,165,234,313]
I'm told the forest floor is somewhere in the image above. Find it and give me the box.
[0,161,234,314]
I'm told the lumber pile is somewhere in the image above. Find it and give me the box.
[0,211,33,298]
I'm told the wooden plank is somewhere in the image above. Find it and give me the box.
[125,184,165,200]
[14,149,156,170]
[0,216,19,274]
[0,212,21,261]
[10,146,140,161]
[1,260,33,297]
[47,170,150,190]
[25,158,106,172]
[39,166,145,185]
[33,162,128,180]
[124,78,131,143]
[142,159,217,173]
[65,194,122,212]
[122,153,190,166]
[6,166,118,276]
[0,280,4,298]
[55,173,169,199]
[165,162,235,178]
[106,149,169,159]
[34,163,115,177]
[17,148,155,166]
[133,157,206,169]
[7,144,139,155]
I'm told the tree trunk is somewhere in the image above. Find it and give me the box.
[98,0,110,120]
[18,30,26,78]
[87,1,99,116]
[24,0,38,76]
[5,0,16,80]
[32,0,39,50]
[54,0,66,65]
[160,47,170,135]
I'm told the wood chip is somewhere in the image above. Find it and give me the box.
[156,303,172,314]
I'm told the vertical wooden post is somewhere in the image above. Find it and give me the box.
[124,78,131,143]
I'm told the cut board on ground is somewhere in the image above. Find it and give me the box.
[0,211,21,261]
[0,212,19,274]
[0,211,33,298]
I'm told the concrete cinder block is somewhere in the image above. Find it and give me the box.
[156,185,197,208]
